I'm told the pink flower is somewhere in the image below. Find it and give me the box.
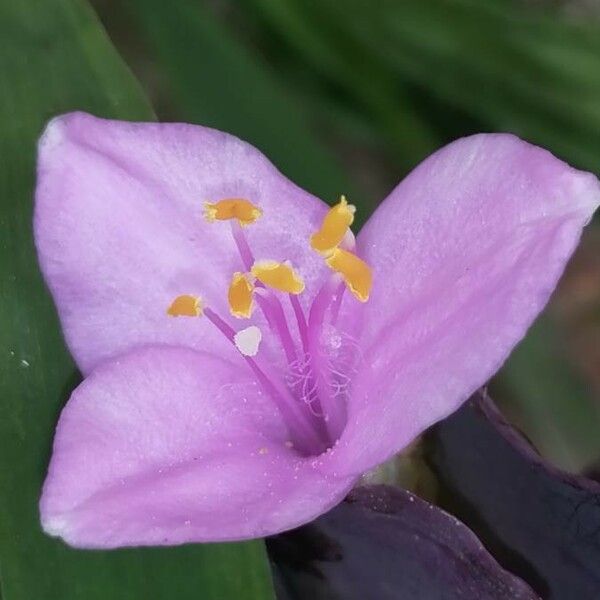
[35,112,599,548]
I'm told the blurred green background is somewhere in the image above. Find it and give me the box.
[1,0,600,598]
[91,0,600,473]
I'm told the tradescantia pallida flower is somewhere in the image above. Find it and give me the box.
[35,112,599,548]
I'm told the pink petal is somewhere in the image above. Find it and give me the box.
[40,346,355,548]
[324,134,600,477]
[34,113,329,375]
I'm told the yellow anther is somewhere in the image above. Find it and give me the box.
[167,294,203,317]
[310,195,356,255]
[228,272,255,319]
[204,198,262,226]
[251,260,305,295]
[326,248,372,302]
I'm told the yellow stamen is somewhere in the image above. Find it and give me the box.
[228,272,255,318]
[251,260,305,295]
[167,294,203,317]
[326,248,372,302]
[204,198,262,226]
[310,195,356,255]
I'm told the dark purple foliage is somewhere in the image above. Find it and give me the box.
[426,391,600,599]
[268,484,538,599]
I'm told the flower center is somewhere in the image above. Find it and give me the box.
[167,196,372,456]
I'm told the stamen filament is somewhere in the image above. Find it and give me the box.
[330,280,346,325]
[203,307,325,454]
[229,220,254,271]
[254,290,297,365]
[307,277,347,442]
[289,294,309,355]
[228,222,302,368]
[179,193,373,455]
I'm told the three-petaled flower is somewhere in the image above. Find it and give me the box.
[36,112,599,548]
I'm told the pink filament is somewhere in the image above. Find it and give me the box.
[230,220,254,271]
[203,307,326,454]
[254,290,297,364]
[307,277,348,442]
[225,217,351,451]
[229,222,299,367]
[289,294,309,354]
[330,280,346,325]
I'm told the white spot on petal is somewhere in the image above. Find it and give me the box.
[39,115,67,153]
[42,515,69,537]
[234,325,262,357]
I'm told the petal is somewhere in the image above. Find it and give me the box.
[40,346,355,548]
[34,112,329,374]
[325,134,600,477]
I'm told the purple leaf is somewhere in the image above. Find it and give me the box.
[268,484,538,599]
[426,391,600,599]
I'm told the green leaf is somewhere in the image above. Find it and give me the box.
[307,0,600,173]
[239,0,442,175]
[0,1,274,598]
[117,0,363,210]
[242,0,600,175]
